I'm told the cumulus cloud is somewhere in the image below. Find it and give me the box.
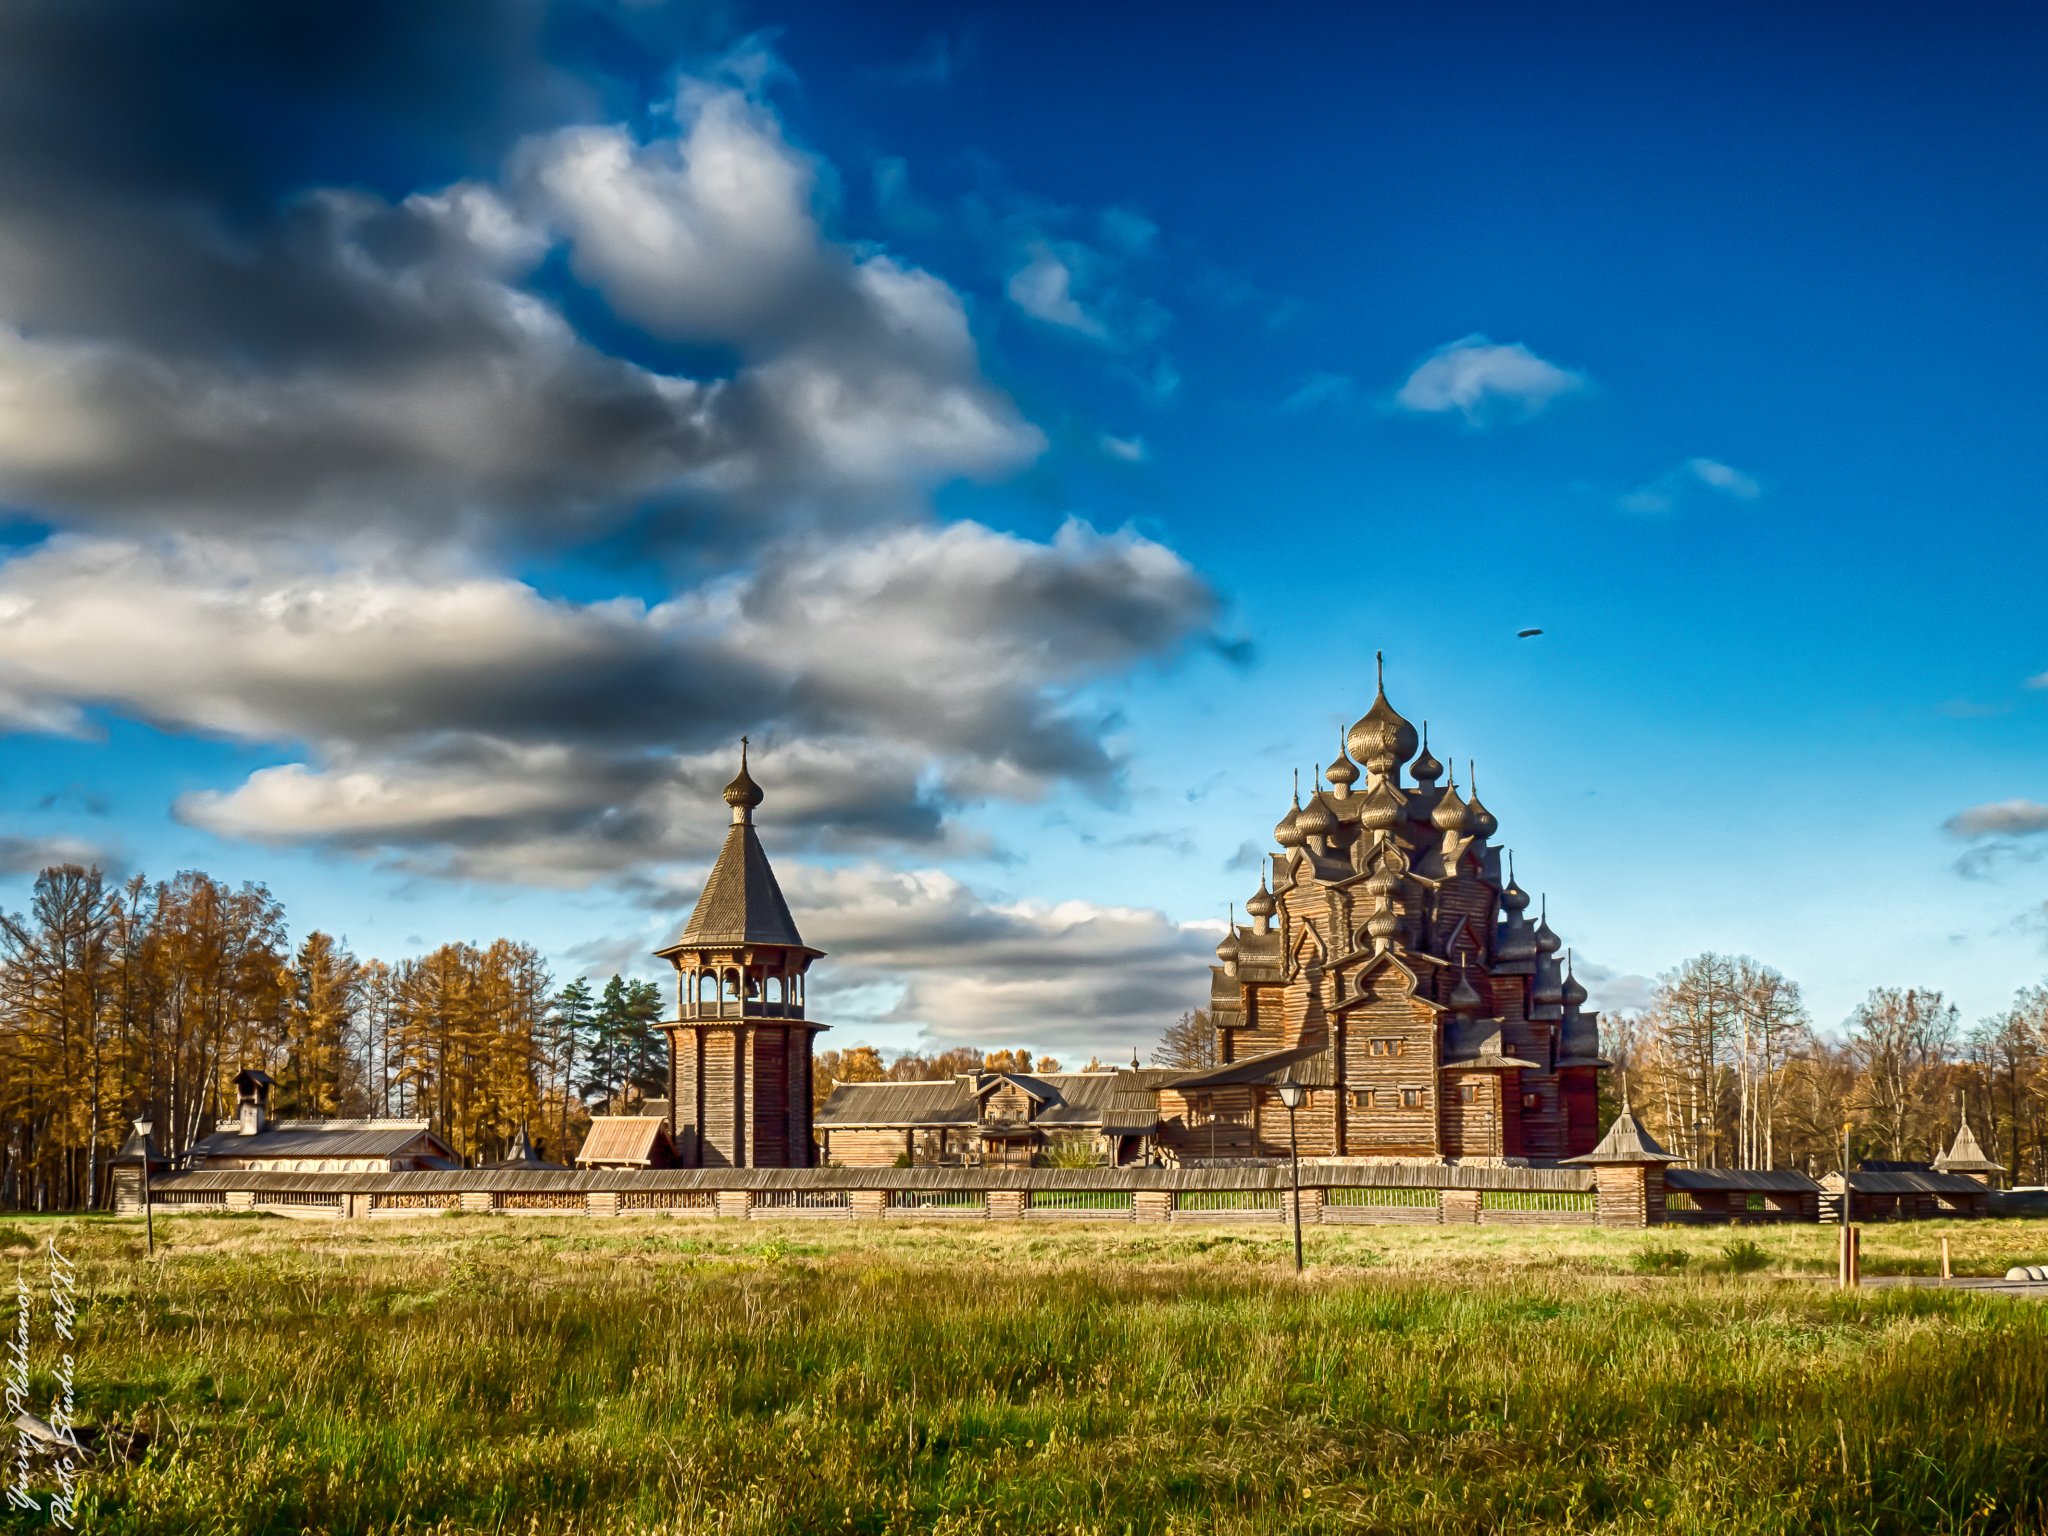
[0,520,1222,881]
[1619,457,1763,514]
[0,41,1038,550]
[780,864,1216,1054]
[1392,335,1585,423]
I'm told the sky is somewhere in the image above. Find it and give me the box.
[3,1,2047,1060]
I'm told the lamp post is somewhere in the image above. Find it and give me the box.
[134,1116,155,1257]
[1275,1078,1306,1274]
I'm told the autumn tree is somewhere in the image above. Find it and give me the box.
[1152,1009,1218,1070]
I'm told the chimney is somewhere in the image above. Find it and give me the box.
[234,1069,273,1136]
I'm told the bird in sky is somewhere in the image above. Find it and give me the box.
[1516,628,1544,638]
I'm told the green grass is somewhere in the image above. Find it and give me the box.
[8,1215,2048,1534]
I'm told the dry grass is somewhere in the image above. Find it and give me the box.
[5,1213,2047,1534]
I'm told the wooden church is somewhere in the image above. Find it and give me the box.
[1170,657,1607,1162]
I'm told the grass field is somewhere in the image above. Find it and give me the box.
[5,1213,2047,1534]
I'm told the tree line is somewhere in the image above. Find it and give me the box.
[1606,952,2048,1181]
[0,863,670,1210]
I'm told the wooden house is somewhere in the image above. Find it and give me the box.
[186,1069,455,1172]
[817,1068,1173,1167]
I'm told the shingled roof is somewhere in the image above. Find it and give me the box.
[668,819,810,951]
[188,1119,450,1162]
[576,1116,677,1167]
[1561,1103,1677,1165]
[1934,1118,2005,1175]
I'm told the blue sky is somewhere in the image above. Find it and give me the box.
[2,2,2045,1057]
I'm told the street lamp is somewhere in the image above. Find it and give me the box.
[1274,1078,1306,1274]
[134,1116,155,1257]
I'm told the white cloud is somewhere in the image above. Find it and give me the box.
[0,518,1221,882]
[1944,799,2048,839]
[783,864,1215,1055]
[1098,434,1147,462]
[1392,334,1585,423]
[1619,457,1763,514]
[1006,241,1108,338]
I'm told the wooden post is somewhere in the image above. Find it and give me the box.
[1838,1223,1851,1288]
[1850,1226,1861,1287]
[1133,1190,1171,1223]
[848,1189,887,1221]
[1940,1234,1952,1281]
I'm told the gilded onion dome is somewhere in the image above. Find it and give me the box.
[1346,653,1419,776]
[1325,736,1359,796]
[1561,952,1589,1011]
[1295,790,1336,841]
[1533,897,1561,955]
[1431,778,1475,834]
[1409,723,1443,788]
[1465,761,1498,839]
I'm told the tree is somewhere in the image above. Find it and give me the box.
[1152,1010,1218,1070]
[278,932,363,1119]
[549,977,595,1147]
[1847,987,1959,1160]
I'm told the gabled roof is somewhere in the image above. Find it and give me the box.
[1822,1168,1992,1196]
[576,1116,676,1166]
[189,1119,448,1161]
[1562,1103,1677,1165]
[663,821,813,954]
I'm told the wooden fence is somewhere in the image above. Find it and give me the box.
[116,1161,1650,1225]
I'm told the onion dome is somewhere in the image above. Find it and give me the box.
[1325,733,1359,796]
[1366,894,1400,947]
[1244,877,1277,922]
[1561,952,1589,1011]
[1533,896,1561,955]
[1409,723,1444,788]
[1431,778,1475,834]
[1295,791,1336,842]
[1465,761,1498,839]
[1274,774,1305,848]
[722,737,766,819]
[1501,854,1530,912]
[1449,961,1483,1015]
[1345,652,1419,776]
[1216,907,1241,965]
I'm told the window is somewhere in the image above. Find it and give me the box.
[1350,1088,1377,1109]
[1521,1092,1541,1111]
[1369,1038,1405,1058]
[1458,1083,1478,1106]
[1400,1086,1425,1109]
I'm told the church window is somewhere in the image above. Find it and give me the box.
[1522,1092,1541,1111]
[1400,1086,1425,1109]
[1350,1088,1377,1108]
[1458,1083,1478,1105]
[1369,1038,1405,1057]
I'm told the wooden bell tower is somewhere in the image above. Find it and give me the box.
[656,742,827,1167]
